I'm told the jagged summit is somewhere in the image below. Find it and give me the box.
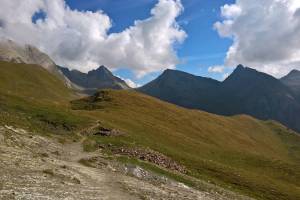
[91,65,112,74]
[235,64,245,70]
[59,65,130,92]
[0,39,81,88]
[0,39,58,74]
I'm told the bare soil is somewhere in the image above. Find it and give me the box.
[0,125,253,200]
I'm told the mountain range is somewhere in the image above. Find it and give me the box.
[0,39,130,92]
[1,39,300,133]
[0,39,300,199]
[58,66,130,94]
[139,65,300,133]
[0,60,299,199]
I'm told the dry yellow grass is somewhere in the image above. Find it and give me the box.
[0,61,299,199]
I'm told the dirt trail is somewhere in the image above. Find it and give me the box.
[0,125,253,200]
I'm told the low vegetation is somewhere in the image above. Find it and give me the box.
[74,90,300,200]
[0,61,91,137]
[1,61,300,200]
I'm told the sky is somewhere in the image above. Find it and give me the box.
[1,0,300,87]
[64,0,236,85]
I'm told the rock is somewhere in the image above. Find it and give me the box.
[94,127,125,136]
[125,165,150,179]
[112,147,187,174]
[80,124,125,137]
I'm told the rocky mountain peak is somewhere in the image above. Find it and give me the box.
[59,65,130,93]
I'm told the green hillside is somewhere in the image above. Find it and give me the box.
[0,61,90,135]
[0,61,299,200]
[72,90,300,200]
[0,61,76,102]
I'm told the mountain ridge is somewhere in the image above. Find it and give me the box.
[0,39,130,93]
[58,65,130,94]
[139,68,220,110]
[0,39,60,76]
[281,69,300,101]
[139,65,300,133]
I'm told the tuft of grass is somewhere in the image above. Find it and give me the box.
[82,139,98,152]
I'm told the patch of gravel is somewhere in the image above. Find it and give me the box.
[0,125,253,200]
[112,147,187,173]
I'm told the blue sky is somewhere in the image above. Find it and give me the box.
[2,0,298,81]
[64,0,235,85]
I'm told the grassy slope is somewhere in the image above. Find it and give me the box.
[0,61,90,135]
[0,61,299,199]
[0,61,76,102]
[73,90,300,200]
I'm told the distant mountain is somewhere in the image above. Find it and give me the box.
[139,69,220,110]
[281,69,300,101]
[139,65,300,133]
[59,66,130,93]
[0,39,129,93]
[219,65,300,132]
[0,39,78,88]
[0,39,60,76]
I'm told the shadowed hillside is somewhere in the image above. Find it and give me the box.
[139,65,300,133]
[281,69,300,101]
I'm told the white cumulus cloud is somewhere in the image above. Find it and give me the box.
[214,0,300,77]
[208,65,225,73]
[124,78,140,88]
[0,0,186,77]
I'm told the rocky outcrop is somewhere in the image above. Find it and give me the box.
[81,124,125,137]
[0,39,79,89]
[112,147,187,174]
[0,39,59,75]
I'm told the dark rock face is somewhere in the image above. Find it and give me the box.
[138,69,221,110]
[281,69,300,101]
[59,66,130,93]
[139,65,300,133]
[219,66,300,132]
